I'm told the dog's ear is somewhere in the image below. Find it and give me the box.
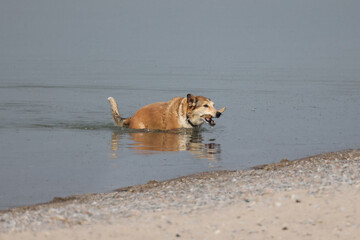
[187,94,197,108]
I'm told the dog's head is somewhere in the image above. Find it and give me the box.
[186,93,226,127]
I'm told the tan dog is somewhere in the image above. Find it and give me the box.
[108,94,226,130]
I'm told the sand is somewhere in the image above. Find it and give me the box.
[1,148,359,240]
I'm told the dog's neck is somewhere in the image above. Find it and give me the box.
[186,114,197,127]
[178,98,197,128]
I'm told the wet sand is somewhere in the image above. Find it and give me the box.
[1,148,359,239]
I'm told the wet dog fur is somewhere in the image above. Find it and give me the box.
[108,94,226,130]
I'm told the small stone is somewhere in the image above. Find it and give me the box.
[291,194,301,203]
[175,233,181,237]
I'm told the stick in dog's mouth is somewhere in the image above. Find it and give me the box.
[218,107,226,114]
[202,107,226,127]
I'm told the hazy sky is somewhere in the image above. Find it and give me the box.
[1,0,359,68]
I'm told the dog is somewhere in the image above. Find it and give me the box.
[108,93,226,130]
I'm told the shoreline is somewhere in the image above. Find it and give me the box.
[1,148,360,239]
[2,148,357,212]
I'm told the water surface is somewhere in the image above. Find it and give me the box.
[1,0,360,209]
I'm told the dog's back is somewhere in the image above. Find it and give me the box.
[129,97,183,130]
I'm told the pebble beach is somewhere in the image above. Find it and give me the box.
[1,148,359,239]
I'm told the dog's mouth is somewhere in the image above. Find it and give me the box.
[202,115,216,126]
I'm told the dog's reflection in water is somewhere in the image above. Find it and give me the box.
[110,129,221,162]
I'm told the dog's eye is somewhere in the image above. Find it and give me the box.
[203,104,209,108]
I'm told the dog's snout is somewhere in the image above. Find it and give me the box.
[216,111,221,118]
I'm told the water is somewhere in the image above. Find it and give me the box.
[1,0,360,209]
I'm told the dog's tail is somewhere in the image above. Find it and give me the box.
[107,97,130,127]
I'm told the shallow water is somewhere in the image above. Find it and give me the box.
[1,1,360,209]
[1,62,359,209]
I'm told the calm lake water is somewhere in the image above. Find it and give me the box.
[1,1,360,209]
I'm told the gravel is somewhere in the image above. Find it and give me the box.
[1,148,359,232]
